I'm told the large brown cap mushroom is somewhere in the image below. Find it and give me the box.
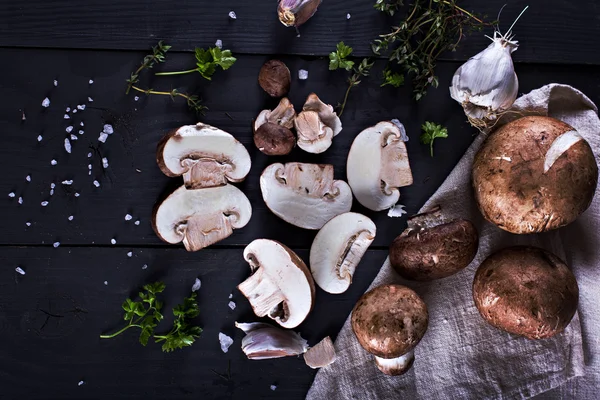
[472,116,598,234]
[473,246,579,340]
[351,284,428,375]
[390,207,479,281]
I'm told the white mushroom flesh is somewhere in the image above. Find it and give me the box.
[304,336,337,369]
[303,93,343,136]
[235,321,309,360]
[158,123,251,189]
[347,121,413,211]
[238,239,315,328]
[153,185,252,252]
[544,130,584,173]
[374,350,414,375]
[254,97,296,132]
[310,213,376,294]
[295,111,334,154]
[260,163,353,230]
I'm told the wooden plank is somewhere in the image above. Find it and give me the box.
[0,246,388,399]
[2,48,600,249]
[0,1,599,64]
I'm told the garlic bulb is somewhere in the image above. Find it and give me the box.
[450,31,518,129]
[278,0,322,28]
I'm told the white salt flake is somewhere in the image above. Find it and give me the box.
[80,121,85,126]
[15,267,26,275]
[103,124,114,134]
[77,104,86,111]
[228,11,237,19]
[53,242,60,248]
[78,381,84,386]
[50,189,54,196]
[89,79,94,84]
[18,197,23,205]
[134,96,139,101]
[51,159,57,166]
[298,69,309,80]
[93,180,100,188]
[25,222,32,227]
[219,332,234,353]
[228,301,236,310]
[102,157,109,168]
[66,107,71,112]
[62,180,73,185]
[26,175,31,182]
[347,13,351,20]
[72,109,77,114]
[215,39,223,49]
[104,281,108,286]
[64,138,72,153]
[68,215,74,221]
[111,238,116,245]
[21,110,26,120]
[142,264,148,270]
[42,97,51,108]
[125,214,133,221]
[87,152,92,158]
[127,251,133,258]
[88,97,93,102]
[228,293,233,299]
[37,135,43,142]
[50,183,56,189]
[54,80,58,87]
[88,164,92,170]
[74,192,80,197]
[388,204,407,218]
[8,192,15,198]
[98,133,108,143]
[78,130,84,135]
[66,126,73,133]
[270,385,277,391]
[41,201,49,206]
[191,278,202,292]
[134,220,140,226]
[64,114,70,119]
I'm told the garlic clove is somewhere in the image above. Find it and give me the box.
[235,321,309,360]
[278,0,322,28]
[304,336,337,369]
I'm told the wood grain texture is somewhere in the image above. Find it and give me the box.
[1,1,599,64]
[0,247,388,399]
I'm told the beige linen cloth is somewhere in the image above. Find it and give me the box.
[307,84,600,400]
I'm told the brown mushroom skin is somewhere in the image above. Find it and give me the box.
[254,122,296,156]
[351,284,428,360]
[473,246,579,340]
[472,116,598,234]
[258,60,291,98]
[390,219,479,281]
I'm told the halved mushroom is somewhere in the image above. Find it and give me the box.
[260,162,353,229]
[310,213,376,294]
[238,239,316,328]
[351,284,428,375]
[152,184,252,252]
[254,97,296,132]
[157,123,251,189]
[303,93,342,136]
[347,121,413,211]
[295,94,342,154]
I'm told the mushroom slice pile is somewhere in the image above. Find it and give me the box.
[295,94,342,154]
[254,97,296,131]
[260,162,353,229]
[238,239,315,328]
[347,121,413,211]
[152,185,252,252]
[310,213,376,294]
[157,123,251,189]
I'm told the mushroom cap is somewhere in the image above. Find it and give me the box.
[254,122,296,156]
[238,239,316,329]
[472,116,598,234]
[152,184,252,252]
[254,97,296,132]
[473,246,579,339]
[258,60,291,98]
[351,284,428,359]
[390,219,479,281]
[310,212,376,294]
[347,121,414,211]
[157,123,251,189]
[260,162,353,230]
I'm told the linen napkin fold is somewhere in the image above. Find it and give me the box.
[307,84,600,400]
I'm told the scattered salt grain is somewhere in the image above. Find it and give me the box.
[26,175,31,182]
[347,13,351,20]
[80,121,85,126]
[134,96,139,101]
[298,69,309,80]
[51,159,57,166]
[88,97,93,102]
[228,301,236,310]
[51,183,56,189]
[142,264,148,270]
[72,109,77,114]
[102,157,109,168]
[18,197,23,205]
[127,251,133,258]
[270,385,277,391]
[228,11,237,19]
[62,180,73,185]
[134,220,140,226]
[25,222,31,227]
[74,192,80,197]
[219,332,234,353]
[89,79,94,84]
[215,39,223,49]
[77,104,86,111]
[191,278,202,292]
[53,242,60,248]
[103,124,114,135]
[93,180,100,188]
[54,80,58,87]
[88,164,92,170]
[104,281,108,285]
[87,152,92,158]
[8,192,15,198]
[37,135,43,142]
[21,110,26,120]
[125,214,133,221]
[71,134,78,141]
[98,133,108,143]
[42,97,50,108]
[64,138,72,153]
[229,293,233,299]
[50,189,54,196]
[41,201,49,206]
[78,381,84,386]
[68,215,74,221]
[64,114,70,119]
[66,126,73,133]
[111,238,116,245]
[78,130,84,135]
[66,107,71,112]
[15,267,26,275]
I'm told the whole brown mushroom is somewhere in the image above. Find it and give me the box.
[472,116,598,234]
[351,284,428,375]
[473,246,579,340]
[258,60,291,98]
[390,206,479,281]
[254,122,296,156]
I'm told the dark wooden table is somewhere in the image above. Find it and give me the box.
[1,1,599,399]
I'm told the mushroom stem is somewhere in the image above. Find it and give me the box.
[374,350,415,376]
[238,268,287,317]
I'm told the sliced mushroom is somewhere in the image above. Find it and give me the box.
[260,162,353,229]
[157,123,251,189]
[152,184,252,252]
[295,94,342,154]
[238,239,315,328]
[304,336,337,369]
[347,121,413,211]
[310,213,376,294]
[254,123,296,156]
[254,97,296,132]
[303,93,342,136]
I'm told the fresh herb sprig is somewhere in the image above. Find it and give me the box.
[156,47,237,80]
[373,0,489,100]
[420,121,448,157]
[329,42,374,117]
[130,87,207,115]
[126,41,171,94]
[100,282,202,352]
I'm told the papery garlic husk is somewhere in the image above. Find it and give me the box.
[278,0,322,28]
[450,32,519,130]
[235,321,309,360]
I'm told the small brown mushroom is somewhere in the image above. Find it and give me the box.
[390,206,479,281]
[258,60,291,98]
[351,284,428,375]
[254,123,296,156]
[473,246,579,339]
[472,116,598,234]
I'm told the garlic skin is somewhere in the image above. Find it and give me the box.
[278,0,322,28]
[450,32,519,129]
[235,321,309,360]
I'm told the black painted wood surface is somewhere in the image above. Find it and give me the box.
[1,0,599,399]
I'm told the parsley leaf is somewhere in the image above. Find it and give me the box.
[156,46,237,80]
[420,121,449,157]
[155,293,202,352]
[329,42,355,71]
[381,68,405,88]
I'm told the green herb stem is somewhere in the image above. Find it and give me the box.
[100,323,143,339]
[155,69,199,76]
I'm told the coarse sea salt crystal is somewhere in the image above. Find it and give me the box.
[87,152,92,158]
[62,180,73,185]
[228,11,237,19]
[41,201,49,206]
[215,39,223,49]
[134,96,139,101]
[50,189,54,196]
[127,251,133,257]
[18,197,23,205]
[66,126,73,133]
[98,133,108,143]
[26,175,31,182]
[78,381,84,386]
[37,135,43,142]
[270,385,277,391]
[88,97,93,102]
[298,69,309,80]
[51,183,56,189]
[72,109,77,114]
[88,164,92,170]
[229,293,233,299]
[54,80,58,87]
[77,104,86,111]
[42,97,50,108]
[142,264,148,270]
[125,214,132,221]
[15,267,26,275]
[78,130,84,135]
[102,157,109,168]
[89,79,94,84]
[53,242,60,248]
[134,220,140,226]
[64,114,70,119]
[74,192,80,197]
[347,13,351,19]
[80,121,85,126]
[111,238,116,245]
[93,180,100,187]
[64,138,72,153]
[104,281,108,285]
[219,333,234,353]
[66,107,71,112]
[51,159,57,166]
[26,222,32,227]
[8,192,15,198]
[71,134,78,141]
[228,301,236,310]
[192,278,202,292]
[103,124,114,135]
[68,215,74,221]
